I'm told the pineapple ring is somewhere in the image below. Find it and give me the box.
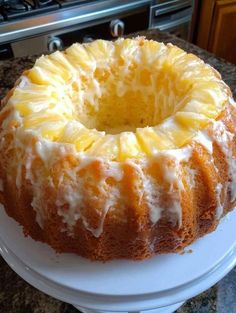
[6,38,229,161]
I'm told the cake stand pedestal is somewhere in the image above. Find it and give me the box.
[0,207,236,313]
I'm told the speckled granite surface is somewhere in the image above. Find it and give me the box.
[0,29,236,313]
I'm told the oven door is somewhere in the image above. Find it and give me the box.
[154,14,191,39]
[149,1,193,40]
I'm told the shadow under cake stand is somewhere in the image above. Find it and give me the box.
[0,206,236,313]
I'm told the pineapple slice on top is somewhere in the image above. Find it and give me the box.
[136,127,175,154]
[87,135,119,160]
[119,132,143,161]
[59,121,104,151]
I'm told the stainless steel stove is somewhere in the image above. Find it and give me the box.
[0,0,194,59]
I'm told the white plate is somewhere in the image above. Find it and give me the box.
[0,206,236,311]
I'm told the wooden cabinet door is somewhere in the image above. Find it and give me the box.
[209,0,236,64]
[195,0,236,64]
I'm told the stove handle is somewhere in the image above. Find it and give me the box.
[48,36,63,52]
[110,19,125,37]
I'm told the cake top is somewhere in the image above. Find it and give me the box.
[1,37,230,161]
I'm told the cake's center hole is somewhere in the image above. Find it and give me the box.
[72,63,188,134]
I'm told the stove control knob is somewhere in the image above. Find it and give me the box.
[110,19,125,37]
[83,35,95,43]
[48,36,63,52]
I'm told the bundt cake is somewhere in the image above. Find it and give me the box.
[0,37,235,261]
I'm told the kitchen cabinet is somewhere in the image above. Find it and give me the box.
[194,0,236,64]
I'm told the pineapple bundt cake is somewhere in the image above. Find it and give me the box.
[0,37,235,261]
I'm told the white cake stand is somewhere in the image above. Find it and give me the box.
[0,206,236,313]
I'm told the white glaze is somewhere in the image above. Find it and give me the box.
[229,96,236,108]
[215,183,223,219]
[143,175,162,224]
[57,184,82,232]
[192,119,236,218]
[18,75,31,89]
[160,148,192,226]
[2,109,22,129]
[162,147,192,163]
[186,168,196,189]
[35,139,72,167]
[143,147,192,226]
[56,161,122,237]
[194,130,213,154]
[102,162,124,182]
[83,186,121,237]
[31,190,45,229]
[212,120,236,202]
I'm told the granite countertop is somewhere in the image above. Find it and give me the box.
[0,29,236,313]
